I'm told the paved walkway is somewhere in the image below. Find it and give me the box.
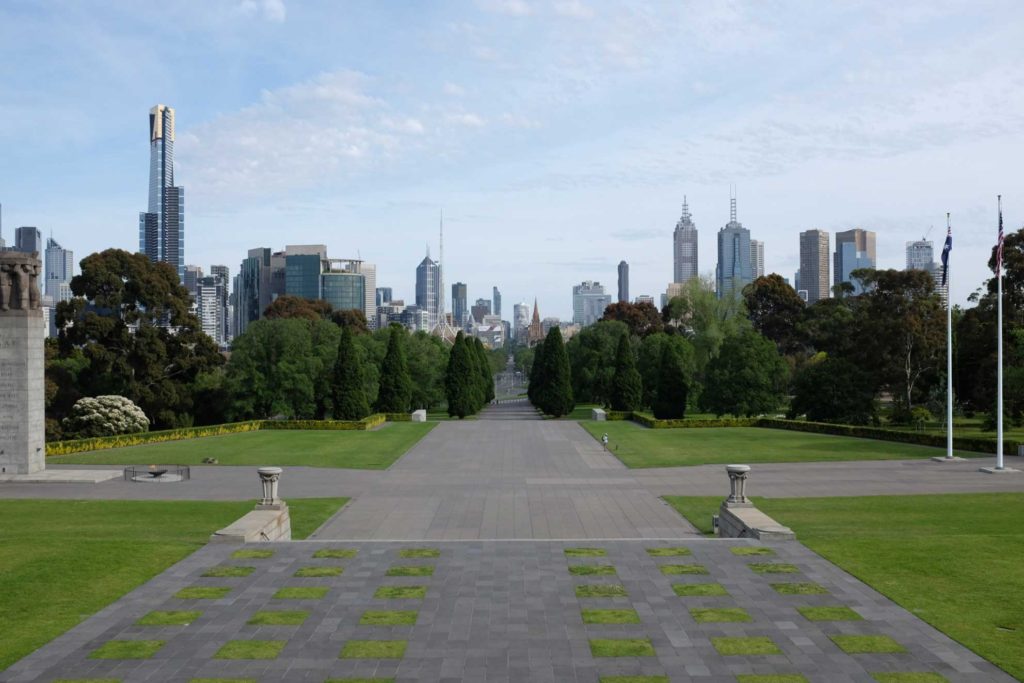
[3,539,1012,682]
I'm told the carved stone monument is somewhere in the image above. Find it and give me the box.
[0,251,45,475]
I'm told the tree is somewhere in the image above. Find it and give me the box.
[445,333,478,418]
[535,327,574,416]
[264,295,332,321]
[743,274,806,355]
[652,343,689,419]
[51,249,223,429]
[661,275,750,373]
[701,329,789,417]
[406,332,449,410]
[610,334,642,411]
[599,301,664,337]
[473,337,495,404]
[376,325,412,413]
[225,318,319,419]
[789,355,876,424]
[332,326,370,419]
[527,340,546,405]
[331,308,369,334]
[565,320,628,406]
[62,395,149,438]
[637,333,696,409]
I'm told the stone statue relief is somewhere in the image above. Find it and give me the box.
[0,253,42,312]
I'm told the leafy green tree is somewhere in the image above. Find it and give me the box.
[637,333,697,409]
[226,318,318,418]
[565,320,628,405]
[52,249,223,429]
[376,325,412,413]
[661,275,750,373]
[309,319,341,418]
[599,301,664,337]
[332,326,370,419]
[473,337,495,403]
[701,329,789,417]
[263,294,332,321]
[536,327,574,416]
[743,274,806,355]
[610,333,642,411]
[445,333,478,418]
[527,340,546,405]
[330,308,369,334]
[406,331,449,410]
[789,355,876,424]
[652,343,689,419]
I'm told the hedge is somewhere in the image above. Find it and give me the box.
[381,412,412,422]
[631,413,757,429]
[261,414,386,431]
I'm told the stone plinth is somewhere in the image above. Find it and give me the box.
[0,251,45,475]
[591,408,607,421]
[210,504,291,543]
[411,409,427,422]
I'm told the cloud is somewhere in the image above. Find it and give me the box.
[552,0,593,19]
[442,82,466,97]
[447,112,486,127]
[238,0,286,22]
[383,117,426,134]
[477,0,532,16]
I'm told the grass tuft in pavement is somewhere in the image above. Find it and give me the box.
[599,678,669,683]
[398,548,439,558]
[673,583,729,597]
[247,611,309,626]
[175,587,231,599]
[386,565,435,577]
[589,638,656,657]
[202,566,254,578]
[731,546,775,556]
[659,564,708,575]
[214,640,286,660]
[272,587,329,600]
[89,640,164,660]
[581,609,640,624]
[575,584,628,598]
[646,547,691,556]
[339,640,408,659]
[360,610,419,626]
[294,566,343,577]
[748,563,799,574]
[871,675,949,683]
[771,582,828,595]
[736,676,809,683]
[54,679,123,683]
[565,547,606,557]
[231,549,274,560]
[374,586,427,599]
[569,565,616,576]
[798,606,862,621]
[690,608,751,623]
[137,610,201,626]
[712,637,782,656]
[831,634,906,654]
[314,549,358,559]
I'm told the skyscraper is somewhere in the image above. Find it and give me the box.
[572,281,612,327]
[210,265,230,341]
[138,104,185,281]
[672,198,698,283]
[834,229,876,295]
[492,286,502,318]
[183,265,203,297]
[452,282,468,326]
[617,261,629,302]
[44,237,73,303]
[415,250,440,329]
[513,302,530,340]
[905,239,946,306]
[359,263,377,329]
[196,275,227,347]
[235,247,273,336]
[715,195,752,299]
[471,298,491,324]
[14,226,42,254]
[376,287,393,307]
[798,229,830,304]
[321,260,366,315]
[750,240,765,278]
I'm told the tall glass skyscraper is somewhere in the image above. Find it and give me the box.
[139,104,185,281]
[715,196,752,299]
[44,237,73,303]
[672,198,698,283]
[415,251,440,329]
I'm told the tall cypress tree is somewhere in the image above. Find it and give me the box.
[445,332,477,418]
[332,326,370,419]
[653,342,688,419]
[538,327,574,417]
[528,341,545,406]
[376,325,412,413]
[610,333,642,412]
[473,337,495,404]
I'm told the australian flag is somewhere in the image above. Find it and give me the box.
[941,225,952,286]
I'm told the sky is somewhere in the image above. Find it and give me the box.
[1,0,1023,319]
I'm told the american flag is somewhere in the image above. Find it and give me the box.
[997,202,1004,277]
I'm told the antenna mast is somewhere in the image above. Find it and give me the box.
[430,208,458,344]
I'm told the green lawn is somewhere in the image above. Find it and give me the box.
[48,424,435,469]
[582,422,976,468]
[0,497,346,671]
[663,493,1024,680]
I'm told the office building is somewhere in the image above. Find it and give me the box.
[617,261,629,302]
[513,302,530,340]
[750,239,765,278]
[452,282,468,326]
[196,275,227,347]
[183,265,203,297]
[209,265,230,341]
[235,248,273,336]
[15,226,42,254]
[321,259,366,314]
[400,305,431,332]
[635,294,654,306]
[359,262,376,329]
[471,298,491,324]
[415,251,440,329]
[905,239,947,306]
[798,229,830,304]
[834,229,876,295]
[44,237,73,303]
[663,281,686,309]
[138,104,185,280]
[285,254,323,300]
[493,286,502,318]
[572,280,612,327]
[673,197,699,283]
[715,196,752,299]
[376,287,393,307]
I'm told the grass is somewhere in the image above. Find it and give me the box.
[53,679,122,683]
[48,423,436,469]
[659,564,708,575]
[711,636,782,656]
[771,582,829,595]
[565,547,606,557]
[582,421,975,468]
[871,675,949,683]
[137,610,201,626]
[386,565,435,577]
[561,403,602,420]
[736,676,808,683]
[214,640,286,659]
[359,610,419,626]
[599,678,669,683]
[581,609,640,624]
[690,608,752,623]
[588,638,656,657]
[798,606,862,621]
[374,586,427,599]
[569,564,616,576]
[339,640,407,659]
[748,563,800,574]
[231,549,274,559]
[202,566,254,578]
[575,584,628,598]
[272,587,329,600]
[831,634,906,654]
[646,547,691,556]
[672,583,728,597]
[89,640,164,659]
[247,611,309,626]
[732,546,775,556]
[175,587,231,599]
[294,566,343,577]
[399,548,440,558]
[314,548,358,559]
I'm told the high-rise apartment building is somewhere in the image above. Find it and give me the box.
[209,265,230,342]
[492,286,502,318]
[572,281,612,327]
[44,237,73,303]
[452,282,468,326]
[672,198,698,283]
[750,240,765,278]
[834,229,876,295]
[138,104,185,281]
[715,196,752,299]
[415,251,440,329]
[196,275,227,347]
[617,261,629,302]
[798,229,830,304]
[359,263,376,329]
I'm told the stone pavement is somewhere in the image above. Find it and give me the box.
[2,539,1012,683]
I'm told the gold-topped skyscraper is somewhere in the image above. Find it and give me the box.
[138,104,184,280]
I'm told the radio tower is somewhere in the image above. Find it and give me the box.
[431,209,459,343]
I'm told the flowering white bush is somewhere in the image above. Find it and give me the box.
[62,395,150,438]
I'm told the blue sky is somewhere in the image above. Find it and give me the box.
[1,0,1022,318]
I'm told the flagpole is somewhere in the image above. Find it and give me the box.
[996,195,1004,470]
[946,213,953,460]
